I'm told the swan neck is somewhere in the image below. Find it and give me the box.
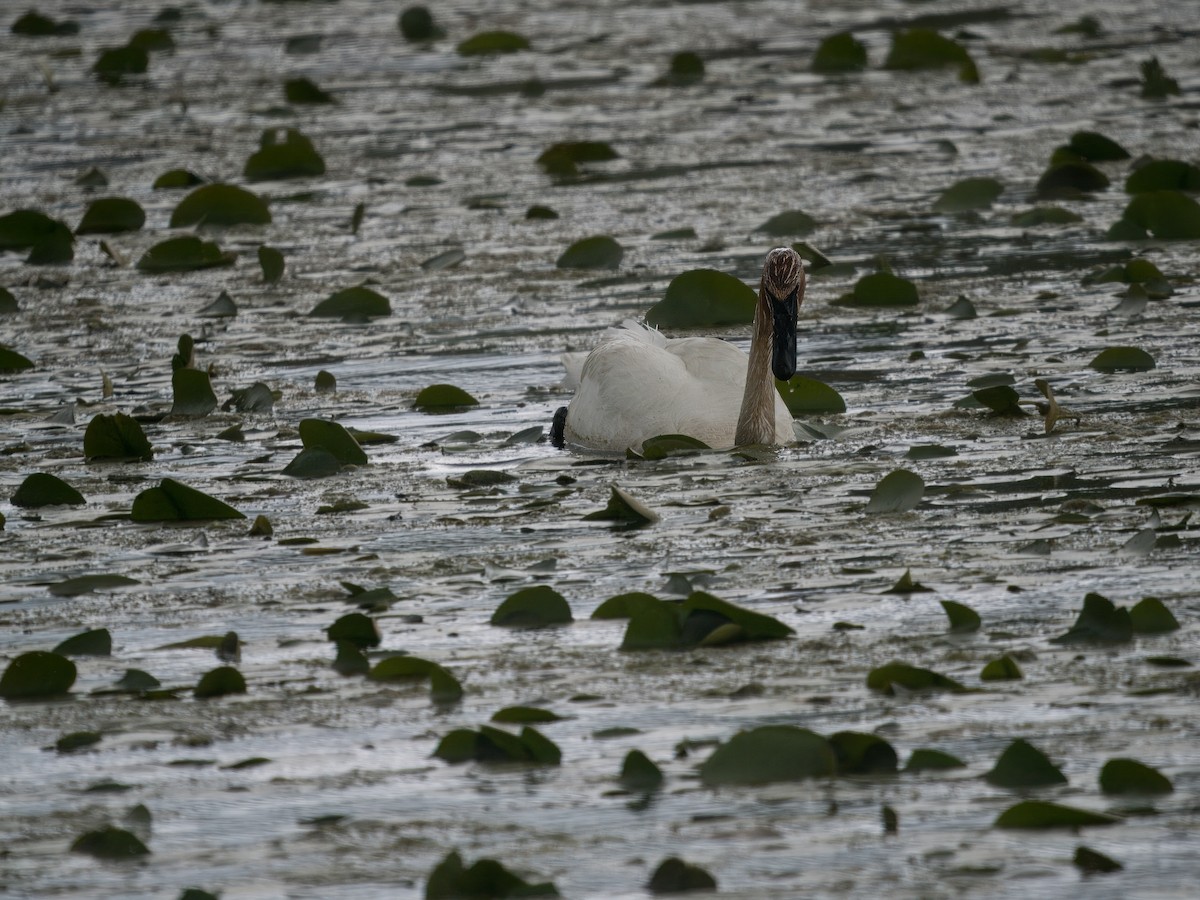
[734,293,777,446]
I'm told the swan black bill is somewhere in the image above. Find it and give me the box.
[769,293,798,381]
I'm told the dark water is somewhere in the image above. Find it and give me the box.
[1,1,1198,897]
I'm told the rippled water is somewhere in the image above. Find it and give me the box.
[2,1,1198,897]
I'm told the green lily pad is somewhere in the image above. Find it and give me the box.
[904,748,967,772]
[12,11,79,36]
[0,209,74,263]
[1051,592,1132,644]
[0,346,34,371]
[775,375,846,415]
[906,444,957,460]
[257,245,284,283]
[865,468,924,513]
[56,731,102,752]
[536,141,619,176]
[934,177,1003,213]
[812,31,868,73]
[299,418,368,465]
[699,725,837,785]
[0,288,16,313]
[131,478,245,522]
[425,851,557,899]
[1140,56,1180,99]
[434,725,560,766]
[399,6,444,42]
[986,738,1067,788]
[556,235,623,270]
[413,383,479,411]
[282,448,342,478]
[1074,846,1123,874]
[129,27,173,52]
[490,585,574,628]
[369,656,463,702]
[194,665,246,699]
[683,591,793,641]
[1098,758,1173,795]
[244,128,326,181]
[885,568,932,593]
[0,651,77,699]
[12,472,85,507]
[829,731,898,774]
[591,592,663,619]
[93,45,148,85]
[980,655,1023,681]
[658,50,705,87]
[620,598,685,651]
[583,485,659,526]
[1125,159,1200,194]
[972,384,1026,415]
[71,826,149,858]
[53,628,112,657]
[169,183,271,227]
[1089,346,1155,372]
[171,368,218,417]
[492,706,561,724]
[48,574,139,597]
[83,412,153,460]
[327,612,380,648]
[114,669,161,692]
[136,235,236,272]
[646,268,756,327]
[648,857,716,895]
[309,285,391,319]
[457,30,530,56]
[620,749,664,791]
[1064,130,1129,162]
[866,661,967,695]
[1010,206,1083,227]
[755,209,817,237]
[639,434,712,460]
[76,197,145,235]
[153,168,205,190]
[1112,191,1200,240]
[836,271,920,308]
[884,29,977,81]
[1035,161,1109,199]
[1130,597,1179,634]
[994,800,1118,829]
[940,600,981,633]
[284,77,334,104]
[226,382,275,413]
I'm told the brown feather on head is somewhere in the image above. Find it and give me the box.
[761,247,806,302]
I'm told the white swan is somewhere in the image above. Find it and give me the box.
[557,247,806,451]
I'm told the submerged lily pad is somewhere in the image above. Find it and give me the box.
[1089,346,1155,372]
[169,183,271,227]
[76,197,145,235]
[413,383,479,411]
[986,739,1067,788]
[1099,758,1173,795]
[994,800,1118,829]
[836,271,919,308]
[866,661,967,695]
[865,469,924,513]
[1050,592,1132,644]
[699,726,836,785]
[490,585,573,628]
[12,472,85,507]
[309,285,391,320]
[71,826,149,858]
[812,31,868,73]
[131,478,245,522]
[775,375,846,415]
[0,651,77,699]
[171,368,218,417]
[646,268,756,328]
[137,235,235,273]
[556,235,623,270]
[425,850,556,899]
[934,177,1003,213]
[457,31,530,56]
[84,413,153,460]
[244,128,326,181]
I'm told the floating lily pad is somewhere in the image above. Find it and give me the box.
[972,384,1026,416]
[56,731,102,752]
[399,6,444,42]
[245,128,326,181]
[446,469,516,489]
[1099,758,1173,795]
[886,568,932,593]
[620,598,685,650]
[1074,846,1123,874]
[866,661,967,695]
[170,183,271,227]
[434,725,560,765]
[904,748,967,772]
[1140,56,1180,99]
[556,235,623,270]
[812,31,868,73]
[53,628,112,657]
[981,655,1023,681]
[114,669,161,692]
[1050,592,1132,644]
[775,375,846,415]
[198,291,238,318]
[425,850,557,899]
[1036,161,1109,199]
[129,27,173,52]
[526,205,558,219]
[76,197,145,235]
[299,418,368,465]
[934,177,1003,213]
[1089,346,1155,372]
[12,11,79,36]
[226,382,274,413]
[93,45,148,85]
[71,826,149,858]
[986,739,1067,788]
[940,600,980,632]
[1010,206,1083,227]
[492,706,561,724]
[1129,597,1179,634]
[327,612,380,648]
[659,51,704,87]
[683,591,793,642]
[1064,131,1130,162]
[84,412,153,460]
[490,585,573,628]
[755,209,817,237]
[1111,190,1200,240]
[0,345,34,372]
[884,29,977,81]
[48,574,139,597]
[648,857,716,895]
[282,448,342,478]
[646,268,756,328]
[994,800,1118,829]
[457,30,530,56]
[865,469,924,513]
[829,731,898,774]
[620,749,663,791]
[0,209,74,263]
[309,285,391,320]
[0,651,76,699]
[256,245,284,283]
[583,485,659,527]
[1125,159,1200,194]
[153,168,205,190]
[591,591,663,620]
[369,656,462,702]
[537,141,619,176]
[137,235,235,272]
[284,77,334,104]
[836,271,919,308]
[699,725,836,785]
[12,472,85,507]
[413,383,479,411]
[131,478,245,522]
[906,444,957,460]
[194,666,246,698]
[171,368,217,417]
[0,287,16,313]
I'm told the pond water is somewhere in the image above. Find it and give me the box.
[1,1,1198,897]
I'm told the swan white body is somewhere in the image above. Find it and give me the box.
[559,248,807,452]
[561,321,793,451]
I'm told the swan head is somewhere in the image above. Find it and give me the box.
[761,247,805,381]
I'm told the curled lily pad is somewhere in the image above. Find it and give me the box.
[309,285,390,320]
[0,651,76,699]
[298,418,368,466]
[980,655,1023,681]
[638,434,711,460]
[434,725,560,765]
[812,31,867,73]
[76,197,145,235]
[170,184,271,227]
[1050,592,1132,644]
[836,271,919,308]
[490,585,573,628]
[1089,346,1155,372]
[1099,758,1172,795]
[556,235,623,270]
[940,600,980,632]
[71,826,149,858]
[258,245,284,282]
[866,661,967,695]
[1124,159,1200,194]
[865,469,924,513]
[886,569,931,593]
[137,235,235,272]
[647,268,755,327]
[648,858,716,894]
[457,31,529,56]
[413,383,479,411]
[620,749,663,791]
[194,666,246,699]
[775,375,845,415]
[53,628,112,657]
[244,128,326,181]
[425,851,556,899]
[0,209,74,263]
[699,725,836,785]
[934,177,1003,213]
[131,478,245,522]
[326,612,380,648]
[986,739,1067,788]
[84,412,153,460]
[171,368,217,417]
[12,472,85,507]
[994,800,1118,829]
